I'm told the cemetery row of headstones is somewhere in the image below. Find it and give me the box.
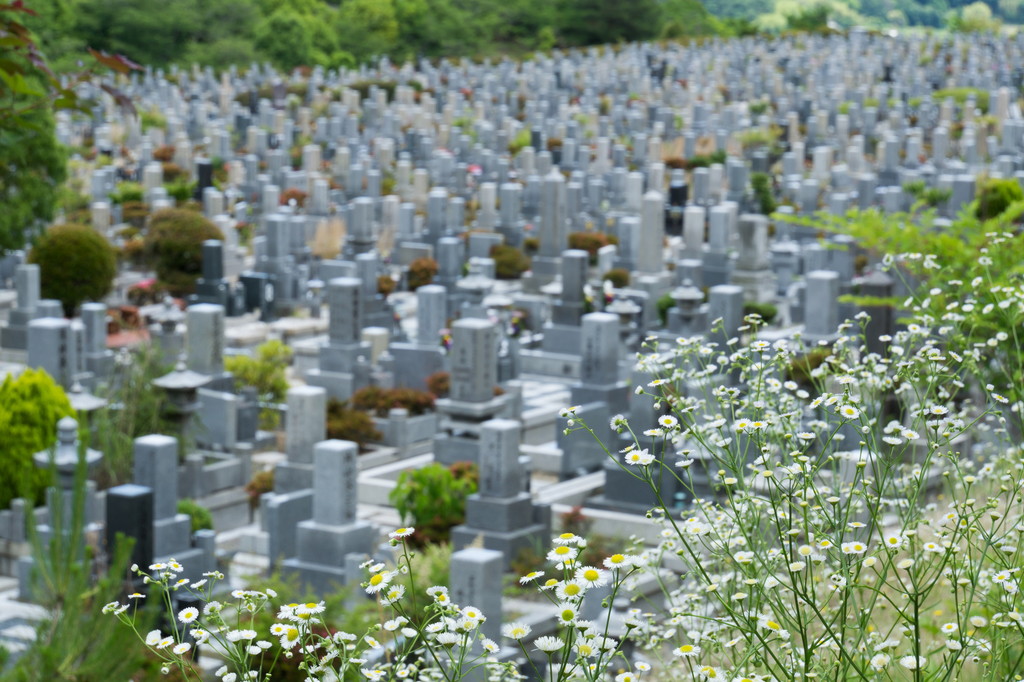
[0,31,1013,629]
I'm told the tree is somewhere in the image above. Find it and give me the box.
[29,223,117,316]
[254,8,315,70]
[660,0,723,38]
[955,1,1000,30]
[0,106,66,252]
[556,0,662,46]
[999,0,1022,20]
[0,3,138,253]
[71,0,200,66]
[335,0,399,62]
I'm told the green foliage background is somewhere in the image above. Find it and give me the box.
[22,0,1018,75]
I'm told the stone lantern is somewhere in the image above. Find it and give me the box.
[152,356,212,439]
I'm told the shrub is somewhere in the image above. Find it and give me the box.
[280,187,307,208]
[743,301,778,324]
[657,292,675,326]
[92,345,176,488]
[377,275,396,296]
[163,178,194,202]
[507,128,531,155]
[153,145,175,163]
[125,279,166,306]
[225,340,292,404]
[737,128,777,150]
[786,346,833,387]
[602,268,630,288]
[351,386,435,417]
[120,237,146,266]
[225,340,293,430]
[160,162,188,184]
[176,498,213,532]
[685,150,727,170]
[29,223,117,317]
[120,200,149,229]
[244,469,275,510]
[407,257,438,290]
[568,231,618,261]
[144,209,224,296]
[349,79,398,101]
[350,385,387,413]
[975,177,1023,221]
[522,236,539,255]
[426,371,450,397]
[325,399,382,451]
[490,244,531,279]
[109,181,144,205]
[0,369,74,509]
[389,462,478,546]
[751,172,777,215]
[933,87,990,114]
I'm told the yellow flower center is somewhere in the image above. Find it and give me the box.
[369,574,384,586]
[583,569,599,581]
[554,546,570,555]
[680,644,694,653]
[564,584,581,596]
[610,554,624,563]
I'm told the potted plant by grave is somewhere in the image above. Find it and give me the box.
[388,462,478,548]
[407,257,438,290]
[546,137,563,164]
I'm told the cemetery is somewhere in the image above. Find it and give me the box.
[2,9,1024,680]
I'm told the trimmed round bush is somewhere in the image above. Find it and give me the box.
[29,223,117,317]
[144,208,224,296]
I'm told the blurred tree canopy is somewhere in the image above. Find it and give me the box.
[21,0,1021,74]
[32,0,724,72]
